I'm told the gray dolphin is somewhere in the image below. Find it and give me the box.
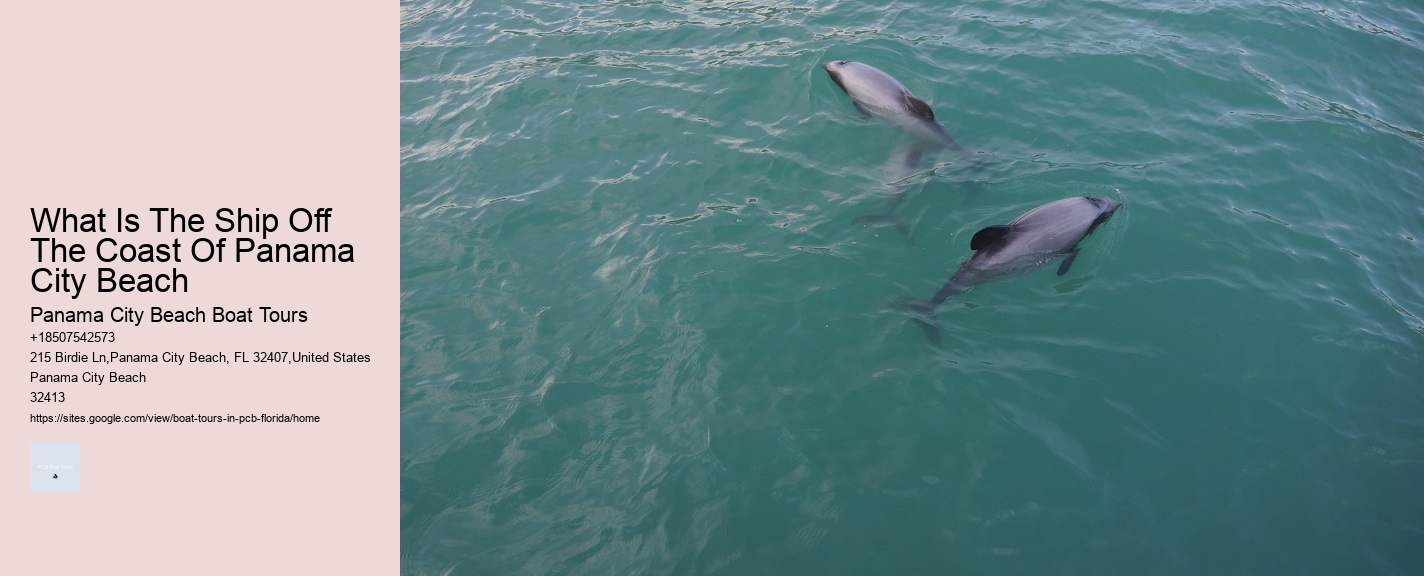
[824,60,978,240]
[821,60,962,151]
[899,196,1122,345]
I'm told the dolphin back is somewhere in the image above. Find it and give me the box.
[976,197,1119,263]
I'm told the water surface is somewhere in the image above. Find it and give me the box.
[401,1,1424,573]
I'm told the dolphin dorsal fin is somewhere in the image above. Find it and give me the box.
[905,95,935,121]
[970,225,1012,251]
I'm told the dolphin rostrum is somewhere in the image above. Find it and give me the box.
[898,196,1122,345]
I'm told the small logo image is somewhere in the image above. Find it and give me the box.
[31,442,81,493]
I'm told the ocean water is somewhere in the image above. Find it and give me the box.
[399,1,1424,574]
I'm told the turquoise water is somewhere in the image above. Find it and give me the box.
[400,1,1424,573]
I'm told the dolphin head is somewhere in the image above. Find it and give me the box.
[1083,196,1122,230]
[1086,196,1121,216]
[822,60,851,92]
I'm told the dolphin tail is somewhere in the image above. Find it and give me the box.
[852,214,913,244]
[896,297,942,346]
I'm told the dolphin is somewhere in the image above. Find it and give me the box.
[898,196,1122,345]
[821,60,963,151]
[823,60,981,239]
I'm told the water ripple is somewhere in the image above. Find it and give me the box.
[403,0,1424,573]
